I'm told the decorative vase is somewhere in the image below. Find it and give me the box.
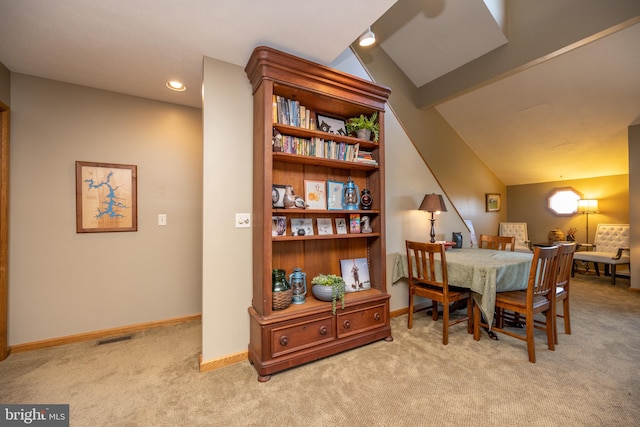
[355,128,372,141]
[272,269,292,310]
[311,284,335,302]
[547,228,565,245]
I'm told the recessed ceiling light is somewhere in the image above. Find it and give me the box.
[166,81,186,92]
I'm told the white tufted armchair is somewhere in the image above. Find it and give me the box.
[572,224,630,285]
[499,222,532,253]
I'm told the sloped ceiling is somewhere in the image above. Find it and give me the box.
[0,0,638,185]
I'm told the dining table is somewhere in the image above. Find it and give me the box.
[392,248,534,327]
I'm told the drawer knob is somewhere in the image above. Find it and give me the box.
[343,320,351,329]
[319,325,328,335]
[279,335,289,346]
[374,312,381,321]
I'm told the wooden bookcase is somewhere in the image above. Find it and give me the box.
[245,46,392,381]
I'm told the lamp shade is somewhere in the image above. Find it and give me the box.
[419,194,447,213]
[577,199,598,214]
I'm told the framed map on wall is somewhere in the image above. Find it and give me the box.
[75,161,138,233]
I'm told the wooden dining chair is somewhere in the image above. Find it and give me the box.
[406,241,473,345]
[479,234,515,251]
[474,245,559,363]
[534,243,576,344]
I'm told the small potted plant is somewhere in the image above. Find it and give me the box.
[566,227,577,242]
[311,274,346,314]
[345,112,380,142]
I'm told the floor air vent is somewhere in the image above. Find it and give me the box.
[97,334,133,345]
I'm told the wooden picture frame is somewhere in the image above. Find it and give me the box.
[316,114,347,136]
[304,179,327,210]
[76,161,138,233]
[485,193,501,212]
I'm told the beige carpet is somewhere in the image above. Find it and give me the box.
[1,273,639,426]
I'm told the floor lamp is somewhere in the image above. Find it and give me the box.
[419,193,447,243]
[577,199,598,244]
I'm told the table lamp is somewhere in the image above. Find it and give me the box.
[419,193,447,243]
[577,199,598,244]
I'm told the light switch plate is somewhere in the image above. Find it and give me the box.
[236,213,251,228]
[158,214,167,226]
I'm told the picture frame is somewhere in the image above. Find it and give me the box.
[272,184,287,208]
[486,193,501,212]
[327,180,344,210]
[340,258,371,292]
[304,179,327,210]
[316,114,347,136]
[271,216,287,236]
[349,214,361,233]
[316,218,334,235]
[75,161,137,233]
[290,218,314,236]
[335,218,348,235]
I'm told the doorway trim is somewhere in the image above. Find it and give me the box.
[1,101,9,361]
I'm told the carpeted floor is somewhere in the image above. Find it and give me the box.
[1,273,639,426]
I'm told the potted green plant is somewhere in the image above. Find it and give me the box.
[345,112,380,142]
[311,274,346,314]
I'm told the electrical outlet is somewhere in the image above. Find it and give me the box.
[235,213,251,228]
[158,214,167,226]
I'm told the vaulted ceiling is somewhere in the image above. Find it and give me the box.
[1,0,638,185]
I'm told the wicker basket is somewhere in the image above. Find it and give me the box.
[272,289,293,311]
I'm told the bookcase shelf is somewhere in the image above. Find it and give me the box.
[245,46,392,382]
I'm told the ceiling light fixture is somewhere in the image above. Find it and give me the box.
[166,81,186,92]
[359,27,375,47]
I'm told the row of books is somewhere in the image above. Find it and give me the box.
[273,133,378,165]
[273,95,316,129]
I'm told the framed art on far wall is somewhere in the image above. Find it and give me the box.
[76,161,138,233]
[485,193,501,212]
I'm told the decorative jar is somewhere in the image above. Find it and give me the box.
[272,269,292,310]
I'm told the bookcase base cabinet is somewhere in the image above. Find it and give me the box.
[248,296,392,382]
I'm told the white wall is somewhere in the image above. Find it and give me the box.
[201,57,253,361]
[9,74,203,345]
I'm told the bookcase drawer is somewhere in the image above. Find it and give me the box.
[271,315,336,358]
[337,303,387,338]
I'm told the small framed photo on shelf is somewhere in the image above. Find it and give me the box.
[327,180,344,210]
[340,258,371,292]
[485,193,501,212]
[290,218,314,236]
[271,216,287,236]
[272,184,287,208]
[335,218,348,235]
[316,218,334,235]
[316,114,347,136]
[304,180,327,210]
[349,214,361,233]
